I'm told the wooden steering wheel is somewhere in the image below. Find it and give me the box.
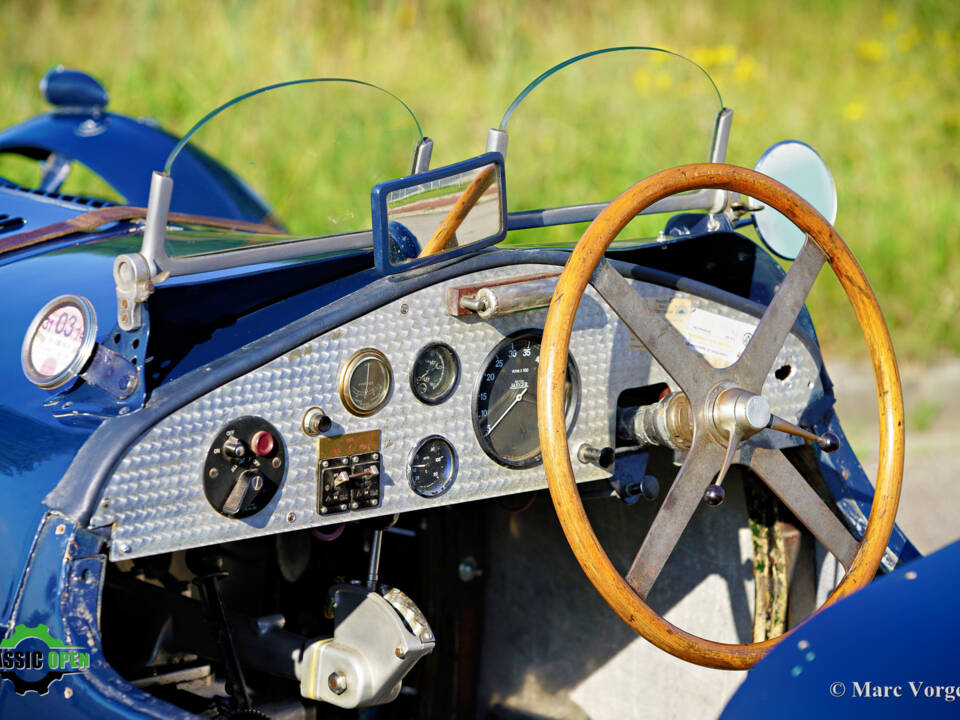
[537,163,904,669]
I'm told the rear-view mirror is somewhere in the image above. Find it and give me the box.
[752,140,837,259]
[372,153,506,274]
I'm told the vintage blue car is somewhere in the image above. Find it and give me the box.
[0,49,937,719]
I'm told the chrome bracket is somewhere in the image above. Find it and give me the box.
[113,170,172,331]
[113,252,154,332]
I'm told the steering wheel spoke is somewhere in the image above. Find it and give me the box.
[591,260,717,397]
[625,435,724,598]
[748,447,858,570]
[732,238,826,391]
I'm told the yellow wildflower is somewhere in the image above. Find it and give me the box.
[633,67,652,95]
[843,101,866,122]
[734,55,757,84]
[857,39,887,63]
[690,44,738,69]
[654,71,673,92]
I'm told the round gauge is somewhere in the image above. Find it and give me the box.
[408,435,458,498]
[410,342,460,404]
[338,348,393,416]
[21,294,98,389]
[473,331,580,468]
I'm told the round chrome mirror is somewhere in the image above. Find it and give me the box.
[752,140,837,259]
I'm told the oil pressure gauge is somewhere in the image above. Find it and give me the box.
[408,435,458,498]
[21,294,98,389]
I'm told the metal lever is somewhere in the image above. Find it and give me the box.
[768,415,840,452]
[703,430,740,506]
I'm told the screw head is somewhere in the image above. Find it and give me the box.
[328,671,348,695]
[208,467,219,479]
[271,457,282,469]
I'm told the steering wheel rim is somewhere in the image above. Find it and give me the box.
[537,163,904,670]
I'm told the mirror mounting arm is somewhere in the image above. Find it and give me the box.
[411,137,433,175]
[708,108,734,214]
[486,128,508,158]
[114,170,171,331]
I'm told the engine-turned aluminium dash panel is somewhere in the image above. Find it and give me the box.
[91,264,823,559]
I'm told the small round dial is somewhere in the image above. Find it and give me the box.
[410,342,460,404]
[21,294,98,389]
[339,348,392,416]
[473,331,579,468]
[408,436,458,498]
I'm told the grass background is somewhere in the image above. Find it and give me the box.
[1,0,958,360]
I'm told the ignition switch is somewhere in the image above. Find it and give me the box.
[203,416,286,519]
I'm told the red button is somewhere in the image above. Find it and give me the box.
[250,430,275,457]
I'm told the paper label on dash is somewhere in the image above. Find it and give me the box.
[627,298,756,369]
[683,307,756,367]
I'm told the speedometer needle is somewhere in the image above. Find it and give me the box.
[484,387,527,436]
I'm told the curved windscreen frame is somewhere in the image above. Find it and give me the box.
[143,77,427,278]
[163,77,423,174]
[498,45,723,132]
[496,46,731,232]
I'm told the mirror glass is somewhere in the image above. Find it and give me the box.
[752,140,837,259]
[376,158,505,271]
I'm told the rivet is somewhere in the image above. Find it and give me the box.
[64,687,73,699]
[905,570,918,580]
[400,303,409,315]
[272,457,281,469]
[208,467,219,479]
[286,511,296,523]
[55,524,66,535]
[119,542,132,554]
[395,647,406,659]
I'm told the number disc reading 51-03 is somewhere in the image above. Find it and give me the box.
[21,294,98,389]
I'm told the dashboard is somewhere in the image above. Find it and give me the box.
[91,263,822,560]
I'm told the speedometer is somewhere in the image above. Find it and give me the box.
[473,331,579,468]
